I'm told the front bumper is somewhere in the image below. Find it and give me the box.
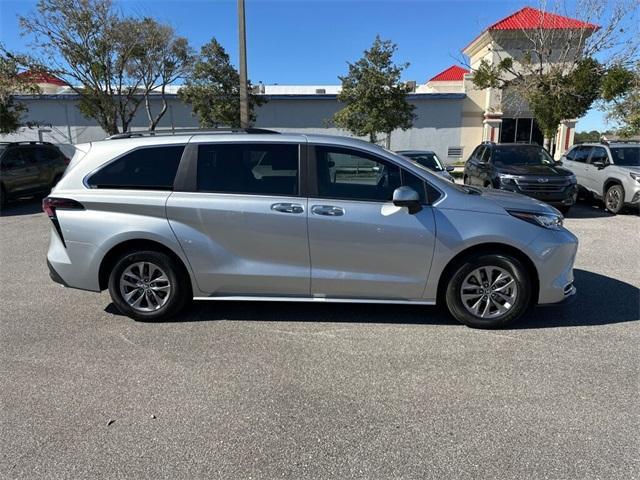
[528,227,579,305]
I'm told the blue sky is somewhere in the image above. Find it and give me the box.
[0,0,616,131]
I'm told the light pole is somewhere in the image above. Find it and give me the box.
[237,0,250,128]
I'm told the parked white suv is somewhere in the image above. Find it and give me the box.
[561,142,640,214]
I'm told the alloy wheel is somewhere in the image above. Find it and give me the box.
[119,261,172,312]
[605,186,622,212]
[460,266,518,319]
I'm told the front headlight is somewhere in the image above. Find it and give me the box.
[508,210,564,230]
[498,173,518,183]
[498,173,519,188]
[630,172,640,183]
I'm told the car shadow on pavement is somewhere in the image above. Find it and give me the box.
[0,197,44,217]
[514,269,639,329]
[105,269,639,329]
[566,200,639,219]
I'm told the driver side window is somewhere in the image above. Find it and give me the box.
[315,146,401,202]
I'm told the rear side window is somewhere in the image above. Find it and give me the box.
[589,147,608,164]
[196,143,299,196]
[87,145,185,190]
[572,146,592,163]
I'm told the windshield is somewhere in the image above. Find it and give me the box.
[402,153,444,171]
[610,147,640,167]
[492,145,554,166]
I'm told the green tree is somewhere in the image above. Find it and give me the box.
[179,38,264,128]
[19,0,192,135]
[132,18,194,131]
[0,49,40,134]
[601,62,639,136]
[333,36,415,147]
[574,130,601,143]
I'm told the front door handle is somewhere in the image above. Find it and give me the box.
[271,202,304,214]
[311,205,345,216]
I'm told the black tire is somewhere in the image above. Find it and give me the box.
[463,175,469,185]
[604,184,625,214]
[108,250,190,322]
[445,253,532,329]
[0,184,6,208]
[557,205,571,215]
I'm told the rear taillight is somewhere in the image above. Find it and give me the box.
[42,197,84,218]
[42,197,84,247]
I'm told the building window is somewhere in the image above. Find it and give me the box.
[500,118,544,145]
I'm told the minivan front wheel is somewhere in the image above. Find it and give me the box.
[108,250,189,321]
[445,254,531,328]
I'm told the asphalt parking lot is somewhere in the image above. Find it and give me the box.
[1,198,638,479]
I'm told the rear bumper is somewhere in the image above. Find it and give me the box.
[47,259,69,287]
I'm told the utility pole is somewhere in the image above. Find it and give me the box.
[237,0,250,128]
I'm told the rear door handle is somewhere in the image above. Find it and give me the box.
[271,202,304,214]
[311,205,345,216]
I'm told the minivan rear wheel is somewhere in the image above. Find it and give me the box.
[445,253,531,328]
[108,250,189,321]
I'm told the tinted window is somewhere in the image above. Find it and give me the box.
[403,153,443,172]
[500,118,516,143]
[573,146,592,163]
[589,147,608,165]
[516,118,532,142]
[610,147,640,166]
[316,146,401,202]
[197,143,299,196]
[88,145,184,190]
[481,147,492,163]
[565,147,577,161]
[492,145,554,166]
[1,149,26,169]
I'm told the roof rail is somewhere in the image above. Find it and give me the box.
[600,139,640,145]
[2,141,55,146]
[106,128,280,140]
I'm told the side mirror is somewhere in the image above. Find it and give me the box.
[392,186,422,214]
[592,161,606,170]
[554,160,563,166]
[445,165,455,172]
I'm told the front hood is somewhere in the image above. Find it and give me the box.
[479,188,561,215]
[496,164,573,177]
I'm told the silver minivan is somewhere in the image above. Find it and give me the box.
[45,130,578,328]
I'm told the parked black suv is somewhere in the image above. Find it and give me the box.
[0,142,69,206]
[463,142,578,214]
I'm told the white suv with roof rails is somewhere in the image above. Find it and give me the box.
[561,142,640,214]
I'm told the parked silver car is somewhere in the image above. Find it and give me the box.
[561,142,640,214]
[45,130,577,328]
